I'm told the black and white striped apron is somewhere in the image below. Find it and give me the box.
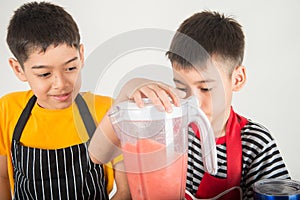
[11,94,109,200]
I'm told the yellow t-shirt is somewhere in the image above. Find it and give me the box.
[0,90,114,194]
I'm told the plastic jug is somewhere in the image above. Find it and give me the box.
[109,96,217,200]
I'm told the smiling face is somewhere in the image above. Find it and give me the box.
[172,58,246,136]
[9,44,84,110]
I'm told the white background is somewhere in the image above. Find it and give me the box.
[1,0,300,182]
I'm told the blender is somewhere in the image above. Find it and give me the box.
[109,96,217,200]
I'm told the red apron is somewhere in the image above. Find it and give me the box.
[186,108,248,200]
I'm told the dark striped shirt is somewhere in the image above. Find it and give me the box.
[186,120,290,200]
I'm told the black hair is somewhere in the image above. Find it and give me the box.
[166,10,245,74]
[6,1,80,66]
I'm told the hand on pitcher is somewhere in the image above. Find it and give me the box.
[116,78,186,112]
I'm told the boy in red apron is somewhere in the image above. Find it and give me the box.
[0,2,130,199]
[165,11,290,199]
[89,11,290,199]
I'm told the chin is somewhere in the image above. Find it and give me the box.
[53,101,73,110]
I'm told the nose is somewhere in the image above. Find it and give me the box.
[189,88,198,97]
[52,73,68,89]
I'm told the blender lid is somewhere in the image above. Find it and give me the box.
[111,98,185,121]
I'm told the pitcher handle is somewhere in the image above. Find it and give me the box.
[187,96,218,175]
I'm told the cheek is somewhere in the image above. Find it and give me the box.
[210,89,228,119]
[28,82,49,101]
[201,90,226,119]
[74,73,82,85]
[63,72,81,88]
[27,78,49,92]
[198,94,213,119]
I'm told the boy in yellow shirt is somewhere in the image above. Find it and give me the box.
[0,2,130,199]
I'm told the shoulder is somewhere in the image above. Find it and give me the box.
[0,90,33,108]
[81,92,114,123]
[1,90,32,100]
[94,94,114,107]
[240,119,290,193]
[82,92,113,106]
[241,119,276,151]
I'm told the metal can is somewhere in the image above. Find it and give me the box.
[253,179,300,200]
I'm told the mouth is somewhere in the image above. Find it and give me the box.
[51,92,72,102]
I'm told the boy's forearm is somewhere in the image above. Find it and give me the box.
[0,156,11,200]
[88,130,121,164]
[110,164,131,200]
[88,115,122,164]
[111,189,131,200]
[0,177,12,200]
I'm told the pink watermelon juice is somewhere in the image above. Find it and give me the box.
[122,139,188,200]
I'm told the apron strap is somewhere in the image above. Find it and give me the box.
[13,95,37,142]
[12,94,96,143]
[193,107,248,199]
[75,94,96,141]
[226,109,248,189]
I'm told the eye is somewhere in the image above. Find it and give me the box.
[37,72,51,78]
[200,88,212,92]
[176,87,187,92]
[66,66,77,72]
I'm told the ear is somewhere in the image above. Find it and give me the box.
[9,58,27,82]
[79,44,84,68]
[232,65,246,91]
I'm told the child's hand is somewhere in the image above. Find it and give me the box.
[116,78,186,112]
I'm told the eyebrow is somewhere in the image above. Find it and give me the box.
[31,56,78,69]
[173,78,215,85]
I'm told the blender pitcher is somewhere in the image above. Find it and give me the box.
[109,96,217,200]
